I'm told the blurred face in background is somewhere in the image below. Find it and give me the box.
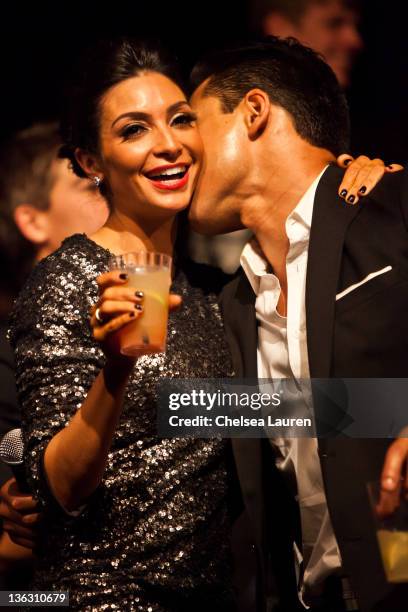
[45,159,109,254]
[13,158,109,261]
[263,0,363,87]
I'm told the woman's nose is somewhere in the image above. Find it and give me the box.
[152,127,183,159]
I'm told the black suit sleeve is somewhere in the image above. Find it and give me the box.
[0,325,21,487]
[398,166,408,231]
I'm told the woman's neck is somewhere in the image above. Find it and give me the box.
[89,209,177,256]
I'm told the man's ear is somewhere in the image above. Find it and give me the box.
[243,89,271,140]
[75,148,104,181]
[13,205,48,246]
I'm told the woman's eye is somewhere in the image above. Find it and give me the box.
[171,112,197,127]
[121,124,146,139]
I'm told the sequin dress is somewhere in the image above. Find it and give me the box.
[9,234,236,612]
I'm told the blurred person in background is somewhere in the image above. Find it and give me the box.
[0,122,109,581]
[0,122,109,317]
[252,0,363,88]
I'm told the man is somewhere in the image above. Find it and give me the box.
[187,38,408,611]
[0,122,108,572]
[252,0,363,87]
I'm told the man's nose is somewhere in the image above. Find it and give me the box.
[342,24,363,52]
[153,127,183,159]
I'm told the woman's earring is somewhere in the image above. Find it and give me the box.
[93,176,102,187]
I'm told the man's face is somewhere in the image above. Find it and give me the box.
[188,83,247,235]
[264,0,363,87]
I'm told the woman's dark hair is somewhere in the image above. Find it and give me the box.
[59,38,186,179]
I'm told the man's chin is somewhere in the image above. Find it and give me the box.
[188,197,245,234]
[189,215,221,236]
[189,214,245,236]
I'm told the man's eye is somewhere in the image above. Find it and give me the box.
[121,124,146,139]
[171,112,197,127]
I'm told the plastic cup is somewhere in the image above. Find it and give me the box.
[109,252,172,357]
[367,480,408,583]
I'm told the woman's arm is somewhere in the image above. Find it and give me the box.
[10,258,181,514]
[44,356,134,511]
[9,258,142,514]
[35,268,142,511]
[44,275,181,511]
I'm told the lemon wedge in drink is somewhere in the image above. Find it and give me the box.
[144,291,167,309]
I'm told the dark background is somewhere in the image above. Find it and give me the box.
[0,0,406,162]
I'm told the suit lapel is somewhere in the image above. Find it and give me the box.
[220,271,266,551]
[306,166,361,378]
[220,270,258,378]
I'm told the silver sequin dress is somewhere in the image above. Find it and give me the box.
[9,234,236,612]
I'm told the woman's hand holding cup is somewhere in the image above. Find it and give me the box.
[91,269,181,360]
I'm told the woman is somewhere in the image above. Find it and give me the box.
[8,37,393,610]
[9,39,235,611]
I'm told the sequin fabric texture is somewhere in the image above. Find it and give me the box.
[9,234,236,612]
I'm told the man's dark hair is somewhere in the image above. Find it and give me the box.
[251,0,361,29]
[191,37,350,156]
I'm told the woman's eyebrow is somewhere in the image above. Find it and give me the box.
[111,101,190,128]
[112,111,151,128]
[166,101,190,116]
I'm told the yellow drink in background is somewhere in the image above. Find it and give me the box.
[377,529,408,583]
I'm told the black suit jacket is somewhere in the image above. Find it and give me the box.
[220,165,408,612]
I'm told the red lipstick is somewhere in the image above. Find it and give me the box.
[148,170,189,191]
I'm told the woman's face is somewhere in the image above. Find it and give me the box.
[96,72,203,218]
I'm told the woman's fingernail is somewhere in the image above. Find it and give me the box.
[344,158,353,166]
[135,291,144,298]
[119,273,128,280]
[359,185,367,194]
[135,304,143,311]
[347,195,355,204]
[340,189,347,197]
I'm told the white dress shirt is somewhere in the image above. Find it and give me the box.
[240,168,342,606]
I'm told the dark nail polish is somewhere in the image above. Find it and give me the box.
[340,189,347,197]
[135,291,144,298]
[344,158,353,166]
[135,304,143,311]
[359,185,367,194]
[119,273,128,280]
[347,195,355,204]
[129,311,135,317]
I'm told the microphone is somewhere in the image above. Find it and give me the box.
[0,428,30,493]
